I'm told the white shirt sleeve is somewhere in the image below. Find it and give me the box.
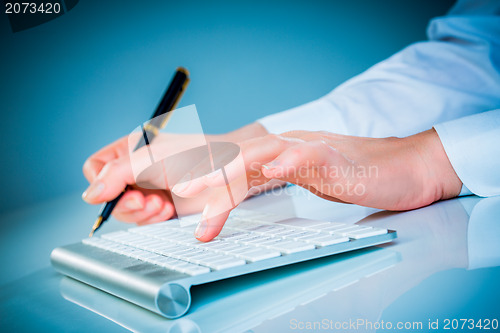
[258,0,500,138]
[434,109,500,197]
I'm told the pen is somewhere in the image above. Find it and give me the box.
[89,67,190,237]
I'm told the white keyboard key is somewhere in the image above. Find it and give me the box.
[223,245,255,254]
[169,246,196,256]
[155,244,180,254]
[245,225,285,234]
[114,245,137,256]
[237,249,281,262]
[331,225,370,236]
[169,262,194,272]
[155,230,185,239]
[242,236,276,245]
[203,242,241,252]
[266,240,315,254]
[178,238,204,246]
[142,253,167,263]
[183,265,211,276]
[205,254,239,262]
[283,231,322,241]
[233,235,262,244]
[198,240,223,247]
[218,231,252,241]
[135,240,165,250]
[152,256,180,268]
[176,250,207,261]
[253,226,289,235]
[275,218,331,229]
[269,229,300,237]
[304,235,350,246]
[346,227,387,239]
[318,224,355,234]
[189,253,226,265]
[212,243,246,254]
[207,258,246,270]
[135,251,161,260]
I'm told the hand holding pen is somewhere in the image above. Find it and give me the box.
[82,67,190,236]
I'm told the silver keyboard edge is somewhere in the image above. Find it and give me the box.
[51,230,397,318]
[50,244,188,316]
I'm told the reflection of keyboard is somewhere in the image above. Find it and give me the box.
[51,209,397,318]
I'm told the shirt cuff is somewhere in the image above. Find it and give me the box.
[459,184,473,196]
[434,109,500,197]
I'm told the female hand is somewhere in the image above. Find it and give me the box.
[173,129,462,241]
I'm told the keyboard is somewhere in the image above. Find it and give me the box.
[51,209,397,318]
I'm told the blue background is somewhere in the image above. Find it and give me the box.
[0,0,454,214]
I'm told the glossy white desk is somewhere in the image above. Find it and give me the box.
[1,186,499,332]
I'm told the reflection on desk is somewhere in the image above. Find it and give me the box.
[1,188,500,333]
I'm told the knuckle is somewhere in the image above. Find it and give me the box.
[266,134,287,150]
[106,160,122,172]
[316,130,330,136]
[300,132,321,141]
[312,139,330,149]
[98,160,123,181]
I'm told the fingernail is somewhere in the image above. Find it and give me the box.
[195,205,210,238]
[125,197,143,210]
[151,196,162,210]
[82,182,105,202]
[160,203,174,220]
[144,197,162,213]
[263,160,280,170]
[172,173,191,195]
[195,220,207,238]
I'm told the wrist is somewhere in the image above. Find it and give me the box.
[407,128,462,202]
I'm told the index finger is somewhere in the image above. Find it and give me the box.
[83,135,131,183]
